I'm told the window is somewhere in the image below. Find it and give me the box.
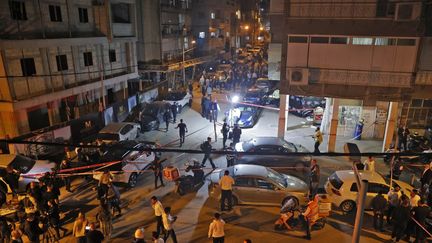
[352,37,373,45]
[374,38,396,46]
[9,1,27,20]
[56,55,68,71]
[198,32,205,38]
[20,58,36,76]
[210,12,215,19]
[49,5,62,22]
[288,36,308,43]
[397,38,416,46]
[83,52,93,67]
[350,183,389,193]
[396,4,413,20]
[111,3,130,23]
[311,37,329,44]
[330,37,349,44]
[256,179,275,190]
[375,0,388,17]
[109,49,116,63]
[78,8,88,23]
[411,99,423,107]
[235,177,254,187]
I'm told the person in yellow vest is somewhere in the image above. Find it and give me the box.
[219,170,235,211]
[313,127,323,154]
[301,195,319,240]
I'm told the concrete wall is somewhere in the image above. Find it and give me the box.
[136,0,162,62]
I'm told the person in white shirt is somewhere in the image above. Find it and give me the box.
[162,207,177,243]
[152,231,165,243]
[151,196,164,237]
[363,156,376,171]
[410,189,421,207]
[208,213,225,243]
[219,170,235,211]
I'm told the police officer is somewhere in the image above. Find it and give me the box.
[171,102,178,123]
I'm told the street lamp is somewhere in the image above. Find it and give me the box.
[244,25,250,30]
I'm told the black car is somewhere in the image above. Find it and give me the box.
[243,88,267,105]
[125,101,171,131]
[289,96,326,117]
[234,137,311,177]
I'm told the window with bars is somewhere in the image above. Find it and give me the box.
[9,1,27,20]
[109,50,116,63]
[56,55,68,71]
[83,52,93,66]
[20,58,36,76]
[78,8,88,23]
[111,3,130,23]
[49,5,62,22]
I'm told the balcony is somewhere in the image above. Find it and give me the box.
[416,71,432,85]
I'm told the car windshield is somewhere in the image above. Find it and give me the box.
[267,167,287,188]
[11,155,36,174]
[165,92,185,101]
[236,105,255,112]
[97,133,120,141]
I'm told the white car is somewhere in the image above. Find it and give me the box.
[163,91,192,113]
[0,154,56,192]
[98,122,140,143]
[325,170,413,213]
[93,140,157,187]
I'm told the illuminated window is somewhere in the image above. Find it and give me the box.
[210,12,215,19]
[374,38,396,46]
[352,38,373,45]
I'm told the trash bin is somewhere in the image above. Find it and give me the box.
[354,120,364,140]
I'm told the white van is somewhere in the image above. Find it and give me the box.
[98,122,140,143]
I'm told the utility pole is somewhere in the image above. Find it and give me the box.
[352,179,368,243]
[182,25,186,87]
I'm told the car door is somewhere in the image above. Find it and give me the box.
[255,178,285,205]
[351,182,389,209]
[133,145,155,171]
[233,176,259,204]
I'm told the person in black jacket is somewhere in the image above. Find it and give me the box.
[412,199,431,243]
[232,124,242,145]
[391,198,411,242]
[45,200,68,239]
[201,137,216,169]
[151,160,165,189]
[171,102,178,123]
[371,191,387,232]
[22,213,44,243]
[221,123,229,149]
[86,223,104,243]
[163,110,171,132]
[59,160,72,192]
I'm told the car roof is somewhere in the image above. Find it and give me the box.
[0,154,17,167]
[335,170,386,184]
[99,122,134,133]
[233,164,268,177]
[248,137,287,146]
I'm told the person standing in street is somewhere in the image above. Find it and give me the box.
[201,137,216,169]
[86,223,104,243]
[219,171,235,211]
[387,186,401,225]
[171,102,178,123]
[72,212,88,243]
[363,156,376,172]
[208,213,225,243]
[232,124,242,145]
[151,160,165,189]
[210,99,220,123]
[225,143,235,167]
[188,82,193,97]
[371,191,387,232]
[59,160,72,192]
[420,163,432,194]
[313,127,323,154]
[151,196,164,237]
[163,110,170,132]
[221,123,230,149]
[412,199,431,243]
[398,125,410,151]
[391,198,411,242]
[96,202,112,239]
[309,159,320,199]
[162,207,177,243]
[175,119,188,147]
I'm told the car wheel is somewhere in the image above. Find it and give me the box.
[281,196,299,209]
[340,200,356,213]
[128,173,138,188]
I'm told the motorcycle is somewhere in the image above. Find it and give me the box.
[174,160,205,196]
[408,132,431,152]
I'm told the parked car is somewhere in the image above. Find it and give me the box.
[93,140,157,187]
[234,137,311,173]
[289,96,326,117]
[162,91,192,113]
[98,122,140,143]
[255,78,271,93]
[0,154,56,192]
[208,164,308,207]
[325,170,413,213]
[225,104,262,128]
[243,88,267,105]
[138,101,171,131]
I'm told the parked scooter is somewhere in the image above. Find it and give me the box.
[174,159,205,196]
[408,132,431,152]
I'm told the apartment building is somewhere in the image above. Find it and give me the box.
[0,0,138,142]
[269,0,431,151]
[191,0,240,54]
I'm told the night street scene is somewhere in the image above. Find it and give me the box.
[1,0,432,242]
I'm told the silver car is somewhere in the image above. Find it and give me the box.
[208,164,308,207]
[0,154,56,192]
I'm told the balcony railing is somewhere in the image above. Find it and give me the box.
[416,71,432,85]
[310,69,413,88]
[289,3,379,18]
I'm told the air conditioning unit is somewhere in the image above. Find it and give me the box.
[288,68,309,85]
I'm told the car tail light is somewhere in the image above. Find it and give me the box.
[331,188,341,196]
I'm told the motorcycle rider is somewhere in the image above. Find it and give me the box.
[300,195,319,240]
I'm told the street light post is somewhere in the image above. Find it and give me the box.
[182,26,186,87]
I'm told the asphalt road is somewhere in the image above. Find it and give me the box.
[56,87,408,243]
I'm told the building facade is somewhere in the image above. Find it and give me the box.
[269,0,432,151]
[0,0,138,142]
